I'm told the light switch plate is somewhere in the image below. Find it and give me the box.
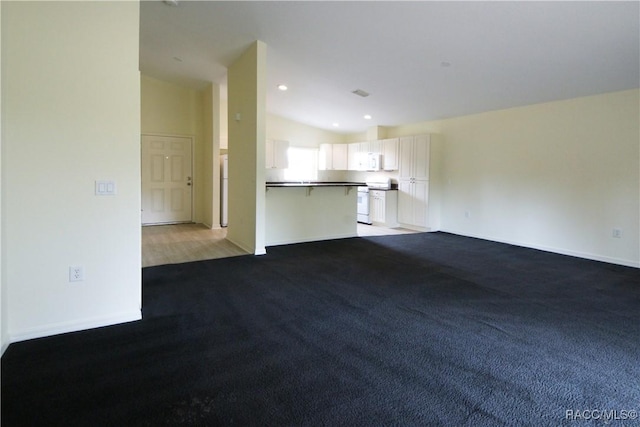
[95,180,116,196]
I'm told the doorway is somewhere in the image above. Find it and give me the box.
[141,134,193,225]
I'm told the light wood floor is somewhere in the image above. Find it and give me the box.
[357,223,418,237]
[142,223,417,267]
[142,223,248,267]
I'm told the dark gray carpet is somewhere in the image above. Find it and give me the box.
[2,232,639,426]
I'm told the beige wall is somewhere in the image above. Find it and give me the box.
[266,113,347,182]
[266,187,357,246]
[387,89,640,266]
[0,0,4,352]
[202,83,223,228]
[267,113,345,147]
[220,97,228,151]
[140,74,209,224]
[143,73,352,231]
[2,1,142,344]
[227,41,267,255]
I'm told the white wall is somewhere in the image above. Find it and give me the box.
[389,89,640,267]
[2,2,142,343]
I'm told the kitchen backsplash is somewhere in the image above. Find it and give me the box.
[345,170,398,184]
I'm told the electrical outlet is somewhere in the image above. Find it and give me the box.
[612,228,622,238]
[69,266,84,282]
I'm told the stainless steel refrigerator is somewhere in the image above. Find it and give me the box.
[220,154,228,227]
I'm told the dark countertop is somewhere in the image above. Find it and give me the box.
[368,186,398,191]
[266,181,366,188]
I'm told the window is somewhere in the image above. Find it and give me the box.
[283,147,318,181]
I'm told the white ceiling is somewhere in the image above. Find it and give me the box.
[140,1,640,134]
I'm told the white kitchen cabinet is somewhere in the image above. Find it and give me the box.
[399,134,430,180]
[319,143,348,170]
[319,144,331,169]
[348,143,360,170]
[382,138,399,171]
[333,144,348,170]
[357,142,370,170]
[397,134,442,231]
[368,139,382,155]
[370,190,398,227]
[347,142,368,171]
[266,139,289,169]
[397,179,428,227]
[347,141,383,171]
[348,139,397,171]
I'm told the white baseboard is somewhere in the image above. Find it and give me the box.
[7,310,142,345]
[440,229,640,268]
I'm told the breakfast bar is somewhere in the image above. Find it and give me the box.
[265,182,365,246]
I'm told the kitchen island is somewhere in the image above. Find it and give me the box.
[265,182,365,246]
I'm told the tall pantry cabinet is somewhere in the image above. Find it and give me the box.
[397,134,443,231]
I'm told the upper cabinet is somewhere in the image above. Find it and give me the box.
[368,140,382,155]
[348,143,360,170]
[399,135,430,181]
[346,139,399,171]
[266,139,289,169]
[347,141,377,171]
[319,143,348,170]
[381,138,399,171]
[347,142,365,171]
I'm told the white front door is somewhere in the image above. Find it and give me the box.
[141,135,193,225]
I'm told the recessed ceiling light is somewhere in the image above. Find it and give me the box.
[364,114,372,120]
[164,0,179,6]
[277,84,288,91]
[332,123,340,127]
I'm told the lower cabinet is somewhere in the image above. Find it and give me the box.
[370,190,398,227]
[397,179,429,230]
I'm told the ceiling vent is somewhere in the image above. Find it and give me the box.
[352,89,370,98]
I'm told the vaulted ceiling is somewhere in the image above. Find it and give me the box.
[140,1,639,133]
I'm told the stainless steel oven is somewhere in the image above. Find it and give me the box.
[357,186,371,224]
